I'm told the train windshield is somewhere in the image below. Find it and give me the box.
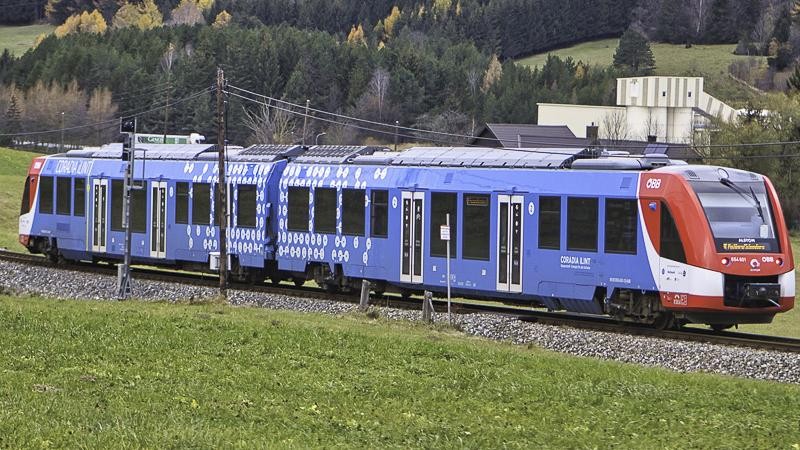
[689,179,780,253]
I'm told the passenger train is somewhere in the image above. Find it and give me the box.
[18,144,795,330]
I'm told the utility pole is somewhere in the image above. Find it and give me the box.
[117,117,136,299]
[162,43,175,144]
[216,67,228,297]
[302,99,310,145]
[60,111,64,152]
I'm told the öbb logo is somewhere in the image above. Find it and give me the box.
[646,178,662,189]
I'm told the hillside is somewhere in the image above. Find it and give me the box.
[517,38,767,107]
[0,24,52,56]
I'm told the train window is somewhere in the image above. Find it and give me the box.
[20,176,32,215]
[370,190,388,238]
[192,183,211,225]
[39,176,53,214]
[56,177,71,215]
[538,196,561,250]
[430,192,457,258]
[237,185,257,228]
[463,194,490,260]
[175,182,189,224]
[314,188,336,233]
[74,179,85,217]
[342,189,365,236]
[111,179,124,231]
[287,186,310,231]
[567,197,598,252]
[660,202,687,263]
[605,199,637,254]
[131,182,147,233]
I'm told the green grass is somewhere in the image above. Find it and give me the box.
[0,147,40,251]
[0,24,53,56]
[0,294,798,448]
[517,38,766,106]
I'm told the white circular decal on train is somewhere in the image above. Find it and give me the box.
[528,202,535,215]
[392,196,398,208]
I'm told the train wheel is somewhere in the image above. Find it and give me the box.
[710,323,733,332]
[293,278,305,287]
[652,312,675,330]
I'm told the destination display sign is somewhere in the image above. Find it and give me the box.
[716,238,776,253]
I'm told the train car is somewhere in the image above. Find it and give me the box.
[17,143,300,280]
[19,144,795,330]
[273,146,794,330]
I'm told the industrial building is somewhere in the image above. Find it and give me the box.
[537,76,738,144]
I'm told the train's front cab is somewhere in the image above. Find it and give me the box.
[18,156,47,253]
[638,165,794,327]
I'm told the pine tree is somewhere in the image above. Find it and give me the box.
[613,29,655,75]
[704,0,736,43]
[787,64,800,93]
[772,5,792,43]
[5,92,21,132]
[656,0,692,44]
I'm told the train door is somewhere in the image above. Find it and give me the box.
[91,178,108,253]
[149,181,167,258]
[496,194,524,293]
[400,191,425,284]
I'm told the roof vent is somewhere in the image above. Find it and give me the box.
[685,170,699,179]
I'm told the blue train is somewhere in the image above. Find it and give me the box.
[19,144,796,329]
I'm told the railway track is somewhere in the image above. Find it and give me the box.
[2,249,799,354]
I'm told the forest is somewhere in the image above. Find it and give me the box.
[4,0,800,224]
[0,10,622,146]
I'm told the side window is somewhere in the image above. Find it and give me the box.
[20,176,32,215]
[605,199,638,254]
[111,179,123,230]
[74,179,85,217]
[175,182,189,224]
[660,202,687,263]
[39,176,54,214]
[342,189,365,236]
[567,197,598,252]
[192,182,211,225]
[56,177,71,215]
[538,196,561,249]
[370,190,388,238]
[463,194,490,260]
[430,192,457,258]
[237,184,257,228]
[314,188,336,233]
[287,186,310,231]
[131,181,147,233]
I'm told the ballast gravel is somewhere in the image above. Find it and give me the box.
[1,260,799,384]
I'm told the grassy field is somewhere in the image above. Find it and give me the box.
[0,294,798,448]
[0,147,40,251]
[0,24,53,56]
[517,38,766,106]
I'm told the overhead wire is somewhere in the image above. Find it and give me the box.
[226,87,800,161]
[226,83,800,152]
